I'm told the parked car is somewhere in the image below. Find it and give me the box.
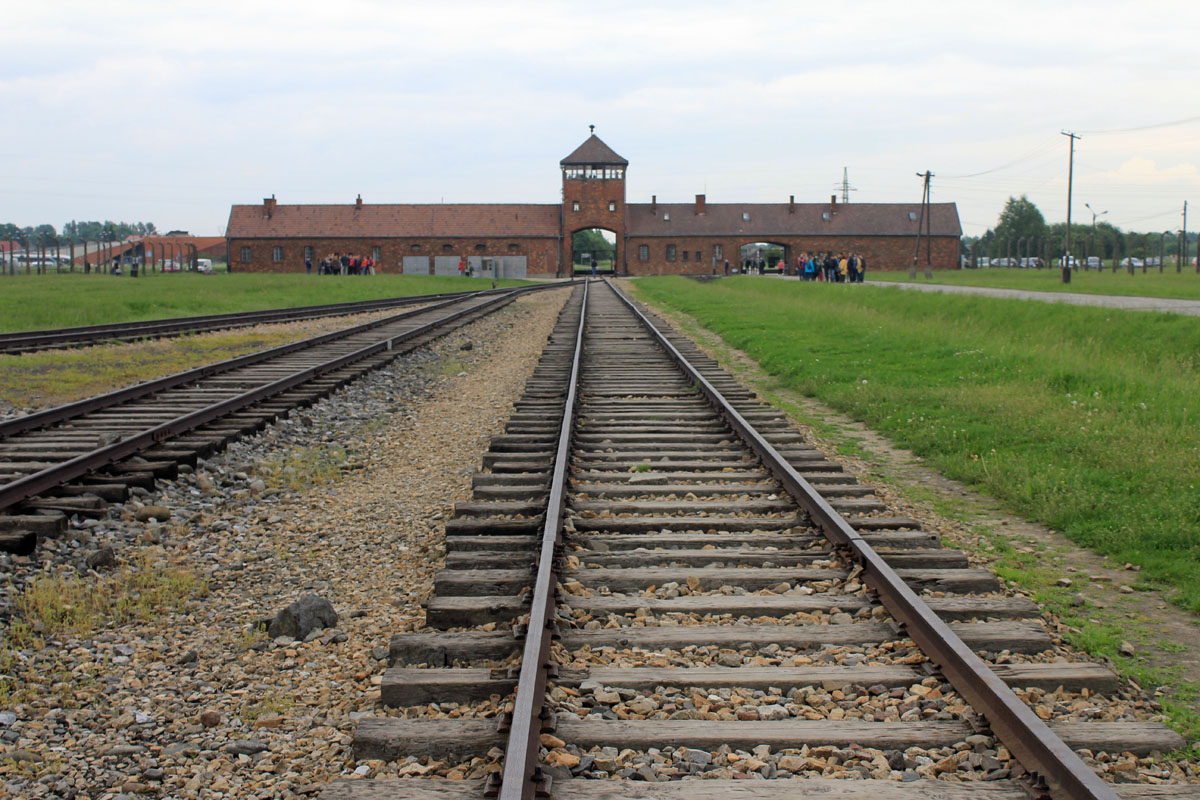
[195,258,213,273]
[991,257,1014,267]
[1059,256,1080,269]
[1086,256,1101,269]
[1146,257,1161,266]
[162,259,180,272]
[1120,257,1145,268]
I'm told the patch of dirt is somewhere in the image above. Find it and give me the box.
[626,280,1200,736]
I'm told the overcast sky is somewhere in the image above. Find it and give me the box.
[2,0,1198,237]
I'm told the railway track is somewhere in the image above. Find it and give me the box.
[322,280,1191,800]
[0,287,516,354]
[0,284,571,553]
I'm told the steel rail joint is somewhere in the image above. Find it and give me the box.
[604,279,1116,800]
[0,291,520,512]
[498,281,589,800]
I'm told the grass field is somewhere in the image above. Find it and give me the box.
[871,267,1200,300]
[0,273,529,333]
[632,276,1200,613]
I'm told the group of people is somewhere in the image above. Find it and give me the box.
[308,253,375,275]
[798,252,867,283]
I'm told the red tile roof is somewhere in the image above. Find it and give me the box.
[627,202,961,238]
[226,203,561,239]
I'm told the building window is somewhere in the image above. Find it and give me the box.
[372,246,381,261]
[304,246,314,262]
[442,244,453,253]
[272,246,283,263]
[822,211,831,221]
[608,201,616,212]
[682,250,689,262]
[696,250,703,261]
[410,243,422,252]
[638,244,649,261]
[666,244,676,261]
[908,211,918,221]
[240,246,252,262]
[714,244,723,260]
[475,243,486,252]
[663,212,670,221]
[572,201,580,212]
[742,212,750,222]
[508,243,520,252]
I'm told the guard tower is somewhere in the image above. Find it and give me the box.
[560,127,628,275]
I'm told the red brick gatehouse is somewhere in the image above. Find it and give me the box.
[225,131,961,277]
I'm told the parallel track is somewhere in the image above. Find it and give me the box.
[322,280,1190,800]
[0,287,517,354]
[0,283,573,551]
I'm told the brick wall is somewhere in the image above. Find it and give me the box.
[226,237,561,276]
[625,235,959,275]
[562,176,625,276]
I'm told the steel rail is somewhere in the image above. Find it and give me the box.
[0,291,524,513]
[0,282,574,441]
[495,280,589,800]
[0,286,517,354]
[606,279,1118,800]
[0,295,476,441]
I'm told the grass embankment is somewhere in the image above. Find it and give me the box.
[632,277,1200,613]
[871,267,1200,300]
[0,273,528,333]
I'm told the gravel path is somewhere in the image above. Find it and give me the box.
[0,289,570,799]
[866,280,1200,316]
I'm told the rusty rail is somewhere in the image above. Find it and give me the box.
[0,290,531,513]
[494,280,589,800]
[606,279,1117,800]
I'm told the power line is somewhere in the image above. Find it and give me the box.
[938,138,1060,179]
[1078,114,1200,135]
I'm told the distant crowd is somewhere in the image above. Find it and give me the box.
[724,252,867,282]
[308,253,376,275]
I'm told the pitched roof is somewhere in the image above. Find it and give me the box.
[226,203,561,239]
[627,202,961,238]
[560,134,628,167]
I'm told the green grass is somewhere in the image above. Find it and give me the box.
[871,266,1200,300]
[0,273,529,333]
[631,276,1200,612]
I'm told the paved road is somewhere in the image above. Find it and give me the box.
[868,281,1200,317]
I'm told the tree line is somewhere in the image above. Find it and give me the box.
[0,220,158,244]
[965,196,1195,261]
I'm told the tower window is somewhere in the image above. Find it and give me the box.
[666,244,676,261]
[572,201,580,212]
[608,201,616,212]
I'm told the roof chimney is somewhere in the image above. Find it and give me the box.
[263,195,276,219]
[830,194,838,213]
[651,195,657,214]
[789,195,795,214]
[695,194,706,215]
[355,194,363,210]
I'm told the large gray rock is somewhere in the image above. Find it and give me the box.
[267,595,338,640]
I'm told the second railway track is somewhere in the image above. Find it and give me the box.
[322,280,1192,800]
[0,284,572,552]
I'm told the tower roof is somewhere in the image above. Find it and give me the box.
[560,131,628,167]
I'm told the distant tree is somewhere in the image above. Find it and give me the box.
[993,195,1047,246]
[572,229,613,258]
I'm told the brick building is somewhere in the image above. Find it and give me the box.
[225,131,961,277]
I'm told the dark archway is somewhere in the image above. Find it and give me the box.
[738,241,790,274]
[571,228,617,275]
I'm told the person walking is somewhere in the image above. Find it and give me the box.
[723,259,730,275]
[590,256,597,278]
[305,255,312,275]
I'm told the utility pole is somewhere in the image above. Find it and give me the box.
[910,171,933,279]
[1061,131,1080,284]
[1182,201,1189,273]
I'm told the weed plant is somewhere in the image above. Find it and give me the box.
[633,277,1200,612]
